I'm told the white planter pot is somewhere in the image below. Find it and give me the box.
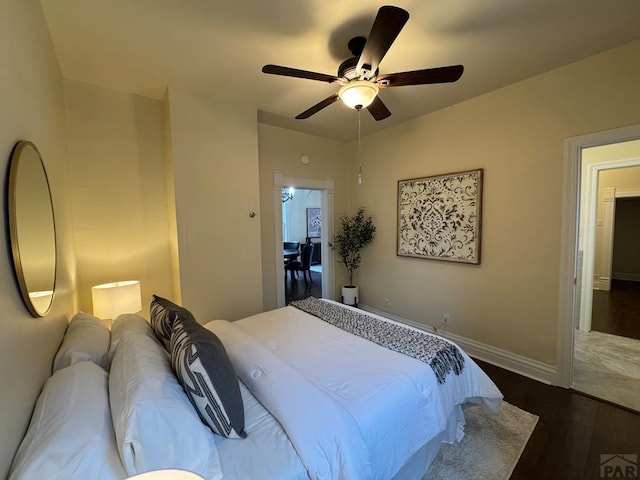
[341,285,359,307]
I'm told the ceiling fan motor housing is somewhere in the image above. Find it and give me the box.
[340,37,378,81]
[338,56,359,81]
[338,56,378,81]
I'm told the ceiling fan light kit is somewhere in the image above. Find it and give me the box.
[262,5,463,121]
[338,81,379,109]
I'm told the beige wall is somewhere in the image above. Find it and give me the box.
[167,90,263,322]
[286,189,322,244]
[258,124,350,311]
[163,91,182,303]
[64,79,175,317]
[349,39,640,365]
[0,0,76,476]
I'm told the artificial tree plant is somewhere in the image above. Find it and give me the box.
[333,208,376,305]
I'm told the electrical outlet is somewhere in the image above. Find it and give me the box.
[384,298,390,307]
[442,314,450,326]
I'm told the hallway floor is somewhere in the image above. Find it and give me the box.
[573,330,640,412]
[284,269,322,304]
[591,279,640,341]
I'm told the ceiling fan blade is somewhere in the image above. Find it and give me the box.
[367,96,391,121]
[262,64,340,83]
[295,94,340,119]
[377,65,464,87]
[356,6,409,79]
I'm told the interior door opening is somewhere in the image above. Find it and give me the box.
[282,188,324,304]
[564,135,640,412]
[557,125,640,390]
[273,172,334,309]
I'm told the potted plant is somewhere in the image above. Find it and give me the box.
[332,208,376,306]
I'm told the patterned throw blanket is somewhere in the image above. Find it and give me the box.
[290,297,465,384]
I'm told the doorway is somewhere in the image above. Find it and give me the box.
[557,125,640,412]
[282,188,324,304]
[574,158,640,411]
[578,160,640,333]
[273,172,334,308]
[591,195,640,340]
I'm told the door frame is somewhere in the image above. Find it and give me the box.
[556,124,640,387]
[273,171,335,308]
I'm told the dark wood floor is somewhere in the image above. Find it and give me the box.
[475,360,640,480]
[285,269,322,304]
[591,279,640,341]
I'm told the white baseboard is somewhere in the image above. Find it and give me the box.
[593,277,611,290]
[360,304,557,385]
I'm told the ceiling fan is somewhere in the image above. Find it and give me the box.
[262,5,464,121]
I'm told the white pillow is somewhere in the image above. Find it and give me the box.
[109,332,222,479]
[108,313,158,362]
[9,361,126,480]
[52,312,111,373]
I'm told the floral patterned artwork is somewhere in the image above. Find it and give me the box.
[306,207,321,238]
[397,169,483,264]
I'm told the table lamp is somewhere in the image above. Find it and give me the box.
[91,280,141,319]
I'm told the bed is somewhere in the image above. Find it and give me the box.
[8,296,502,480]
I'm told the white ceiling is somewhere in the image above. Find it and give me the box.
[40,0,640,142]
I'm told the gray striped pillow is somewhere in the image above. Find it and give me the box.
[150,295,182,350]
[170,311,246,439]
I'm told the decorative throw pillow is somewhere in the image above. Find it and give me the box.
[52,312,111,373]
[150,294,184,349]
[171,311,246,439]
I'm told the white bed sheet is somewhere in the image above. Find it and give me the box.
[206,300,502,480]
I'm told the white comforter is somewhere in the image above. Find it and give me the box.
[206,301,502,480]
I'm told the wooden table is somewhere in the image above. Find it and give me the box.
[283,249,299,262]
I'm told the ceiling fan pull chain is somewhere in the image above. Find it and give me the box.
[357,107,363,185]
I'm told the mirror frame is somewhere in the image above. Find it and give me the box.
[7,140,58,317]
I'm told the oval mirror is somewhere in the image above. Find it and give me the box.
[7,141,57,317]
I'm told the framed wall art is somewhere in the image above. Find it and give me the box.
[397,169,483,264]
[306,207,321,238]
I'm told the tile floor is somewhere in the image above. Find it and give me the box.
[573,329,640,412]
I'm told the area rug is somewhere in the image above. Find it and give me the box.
[424,401,538,480]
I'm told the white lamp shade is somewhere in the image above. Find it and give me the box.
[91,280,141,319]
[126,470,205,480]
[338,81,379,109]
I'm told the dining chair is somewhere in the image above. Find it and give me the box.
[283,242,300,277]
[285,244,314,285]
